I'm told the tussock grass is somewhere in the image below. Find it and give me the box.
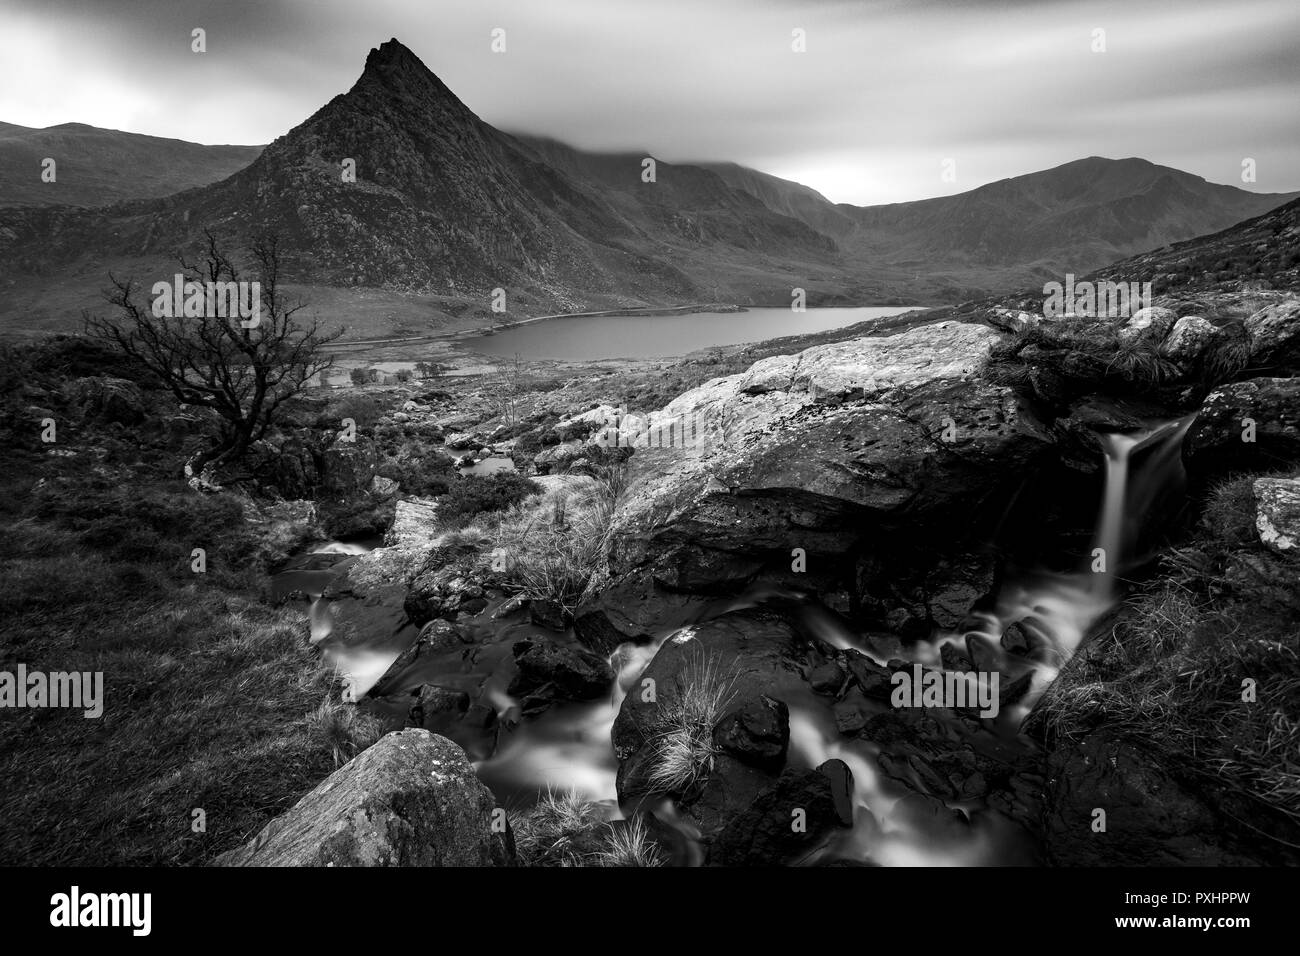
[512,789,663,867]
[643,650,739,796]
[1032,474,1300,829]
[484,470,622,611]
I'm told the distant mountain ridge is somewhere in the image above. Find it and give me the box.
[0,38,1294,334]
[0,121,262,207]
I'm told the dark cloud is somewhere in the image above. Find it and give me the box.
[2,0,1295,203]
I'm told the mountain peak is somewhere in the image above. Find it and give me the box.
[354,37,465,110]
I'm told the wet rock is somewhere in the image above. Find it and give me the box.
[708,763,854,866]
[1253,475,1300,552]
[528,598,569,631]
[940,641,973,672]
[818,758,856,826]
[964,634,1001,673]
[571,608,632,655]
[508,639,614,702]
[808,660,846,694]
[410,684,471,726]
[714,695,790,772]
[832,689,870,734]
[213,730,513,867]
[842,650,894,700]
[613,609,810,805]
[368,618,470,697]
[1000,622,1031,654]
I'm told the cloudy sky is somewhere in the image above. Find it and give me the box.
[2,0,1296,205]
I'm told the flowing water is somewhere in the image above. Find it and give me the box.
[274,416,1195,865]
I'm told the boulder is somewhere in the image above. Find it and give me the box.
[1253,476,1300,552]
[613,608,810,806]
[64,376,146,425]
[213,730,513,866]
[508,639,614,702]
[1160,315,1218,364]
[600,322,1053,630]
[318,437,379,499]
[384,497,440,548]
[1116,306,1177,346]
[572,608,634,655]
[1244,298,1300,367]
[1187,377,1300,469]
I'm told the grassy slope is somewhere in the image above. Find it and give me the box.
[0,362,384,865]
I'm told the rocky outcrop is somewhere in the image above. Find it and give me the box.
[595,321,1053,635]
[1187,377,1300,470]
[214,730,513,866]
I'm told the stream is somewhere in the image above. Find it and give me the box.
[272,416,1195,865]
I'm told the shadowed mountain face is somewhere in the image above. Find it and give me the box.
[0,38,1294,332]
[0,121,262,207]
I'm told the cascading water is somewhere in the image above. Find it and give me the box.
[275,415,1196,865]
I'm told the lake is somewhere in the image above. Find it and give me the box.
[464,306,921,360]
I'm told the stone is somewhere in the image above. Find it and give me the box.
[1116,306,1177,346]
[1253,476,1300,552]
[528,598,568,631]
[1244,298,1300,367]
[713,695,790,772]
[1160,315,1218,363]
[571,608,633,655]
[508,639,614,701]
[213,730,513,867]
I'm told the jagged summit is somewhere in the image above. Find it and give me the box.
[356,38,456,100]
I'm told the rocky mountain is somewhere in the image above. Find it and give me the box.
[0,38,1295,333]
[0,121,261,207]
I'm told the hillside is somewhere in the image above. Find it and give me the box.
[0,121,261,207]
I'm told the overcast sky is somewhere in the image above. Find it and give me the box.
[2,0,1296,205]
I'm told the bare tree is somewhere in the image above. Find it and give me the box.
[85,230,341,479]
[486,353,530,429]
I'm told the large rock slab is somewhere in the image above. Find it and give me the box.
[597,322,1052,628]
[214,730,512,867]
